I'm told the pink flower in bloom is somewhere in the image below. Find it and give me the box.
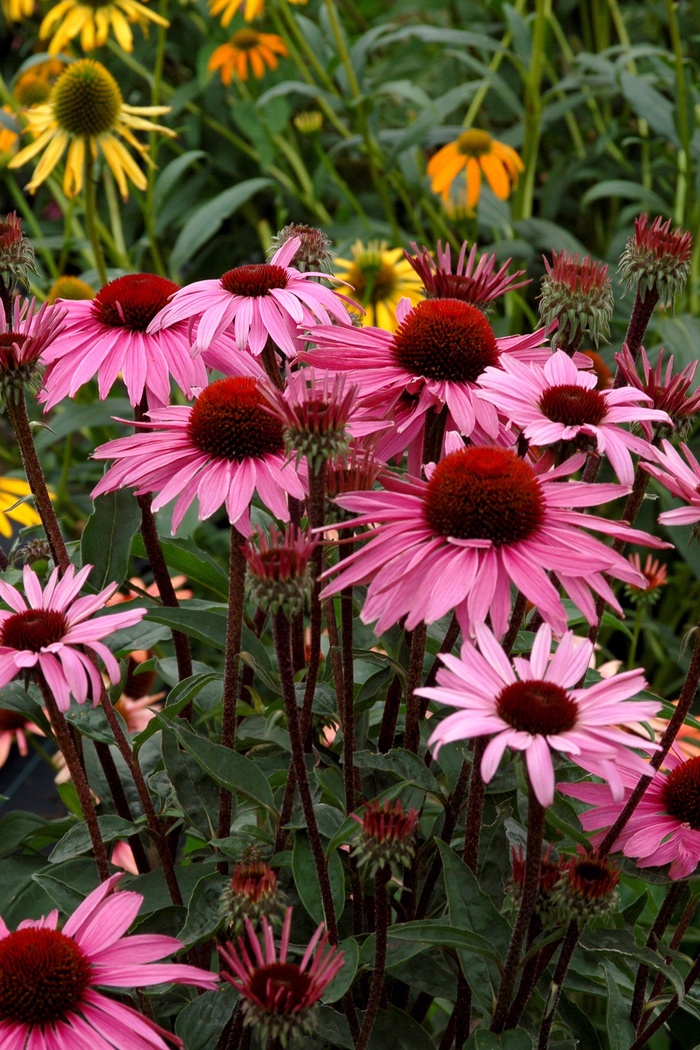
[304,298,554,446]
[322,445,667,638]
[419,622,659,806]
[40,273,208,410]
[641,439,700,528]
[92,375,306,534]
[0,296,65,406]
[148,236,354,358]
[218,906,344,1045]
[0,872,217,1049]
[0,564,146,711]
[561,751,700,879]
[0,707,40,767]
[477,349,669,485]
[405,239,529,309]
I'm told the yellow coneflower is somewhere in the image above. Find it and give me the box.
[39,0,168,54]
[208,28,288,84]
[209,0,306,27]
[8,59,175,199]
[1,0,34,23]
[0,477,41,537]
[13,59,66,108]
[427,128,524,211]
[47,274,95,302]
[333,240,424,332]
[0,108,19,164]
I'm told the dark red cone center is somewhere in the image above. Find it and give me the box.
[0,927,92,1024]
[496,679,578,735]
[249,961,313,1013]
[538,384,607,427]
[662,756,700,830]
[392,299,498,382]
[0,609,67,651]
[92,274,180,331]
[424,447,545,545]
[220,264,289,297]
[187,377,285,461]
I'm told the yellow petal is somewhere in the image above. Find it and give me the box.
[64,136,85,197]
[480,152,510,200]
[465,156,482,209]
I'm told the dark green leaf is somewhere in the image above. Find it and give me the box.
[146,601,228,648]
[133,672,222,754]
[49,816,137,863]
[161,727,220,840]
[324,937,358,1004]
[464,1030,534,1049]
[131,533,229,598]
[174,985,237,1050]
[292,832,344,926]
[171,178,273,273]
[178,872,228,947]
[353,749,441,794]
[81,490,142,591]
[604,963,636,1050]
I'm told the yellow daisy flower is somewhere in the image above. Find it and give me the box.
[333,240,424,332]
[209,0,306,27]
[8,59,175,199]
[47,274,95,302]
[427,128,524,211]
[208,28,288,84]
[0,477,41,538]
[13,60,66,108]
[1,0,34,22]
[39,0,168,55]
[0,108,19,164]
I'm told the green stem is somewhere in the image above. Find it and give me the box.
[665,0,692,230]
[82,150,108,285]
[217,531,247,850]
[511,0,549,223]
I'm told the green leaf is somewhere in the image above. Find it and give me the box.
[177,872,228,947]
[361,918,498,967]
[292,832,344,926]
[34,399,132,451]
[324,937,358,1004]
[580,179,669,212]
[365,1006,437,1050]
[131,533,229,598]
[580,929,685,1002]
[161,727,220,840]
[353,749,441,794]
[81,490,142,591]
[464,1031,534,1050]
[175,985,237,1049]
[133,672,222,754]
[170,177,273,274]
[619,71,677,144]
[604,963,636,1050]
[49,816,137,864]
[166,721,277,815]
[0,811,49,859]
[147,601,228,648]
[153,149,206,211]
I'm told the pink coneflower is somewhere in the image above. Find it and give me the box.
[419,621,659,806]
[477,349,669,484]
[218,906,344,1045]
[0,872,217,1049]
[405,239,529,310]
[303,297,553,445]
[40,273,208,410]
[616,344,700,438]
[321,445,666,638]
[640,438,700,529]
[92,375,306,534]
[0,564,146,711]
[0,296,65,406]
[561,751,700,879]
[0,707,39,767]
[148,236,354,358]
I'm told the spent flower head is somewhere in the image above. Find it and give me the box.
[551,851,620,924]
[618,214,693,307]
[0,212,38,296]
[268,225,333,273]
[222,855,286,934]
[539,250,614,351]
[351,798,419,877]
[243,525,316,617]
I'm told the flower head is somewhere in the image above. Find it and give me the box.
[616,344,700,439]
[218,907,343,1047]
[39,0,169,55]
[0,296,65,407]
[0,872,217,1048]
[0,707,40,767]
[561,752,700,879]
[0,109,19,165]
[539,250,614,350]
[148,235,353,358]
[510,845,563,923]
[9,59,175,199]
[243,525,316,616]
[222,855,285,933]
[209,28,287,83]
[477,349,669,485]
[209,0,306,26]
[268,224,333,274]
[0,563,146,711]
[625,553,667,605]
[0,213,38,294]
[1,0,33,22]
[427,128,524,211]
[618,214,693,307]
[13,59,65,108]
[322,446,667,638]
[351,798,419,877]
[47,274,95,303]
[40,272,208,410]
[640,439,700,533]
[92,375,306,534]
[406,240,529,311]
[421,621,659,806]
[553,851,620,922]
[333,240,423,330]
[0,476,42,538]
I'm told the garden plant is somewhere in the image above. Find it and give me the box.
[0,0,699,1048]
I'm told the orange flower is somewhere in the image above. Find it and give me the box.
[208,28,288,84]
[427,128,524,211]
[209,0,305,26]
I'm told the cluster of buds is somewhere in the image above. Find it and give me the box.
[243,525,317,618]
[0,213,38,307]
[538,250,614,352]
[510,846,620,926]
[268,223,334,273]
[221,852,286,934]
[351,798,419,878]
[0,297,65,408]
[510,844,563,926]
[618,214,693,307]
